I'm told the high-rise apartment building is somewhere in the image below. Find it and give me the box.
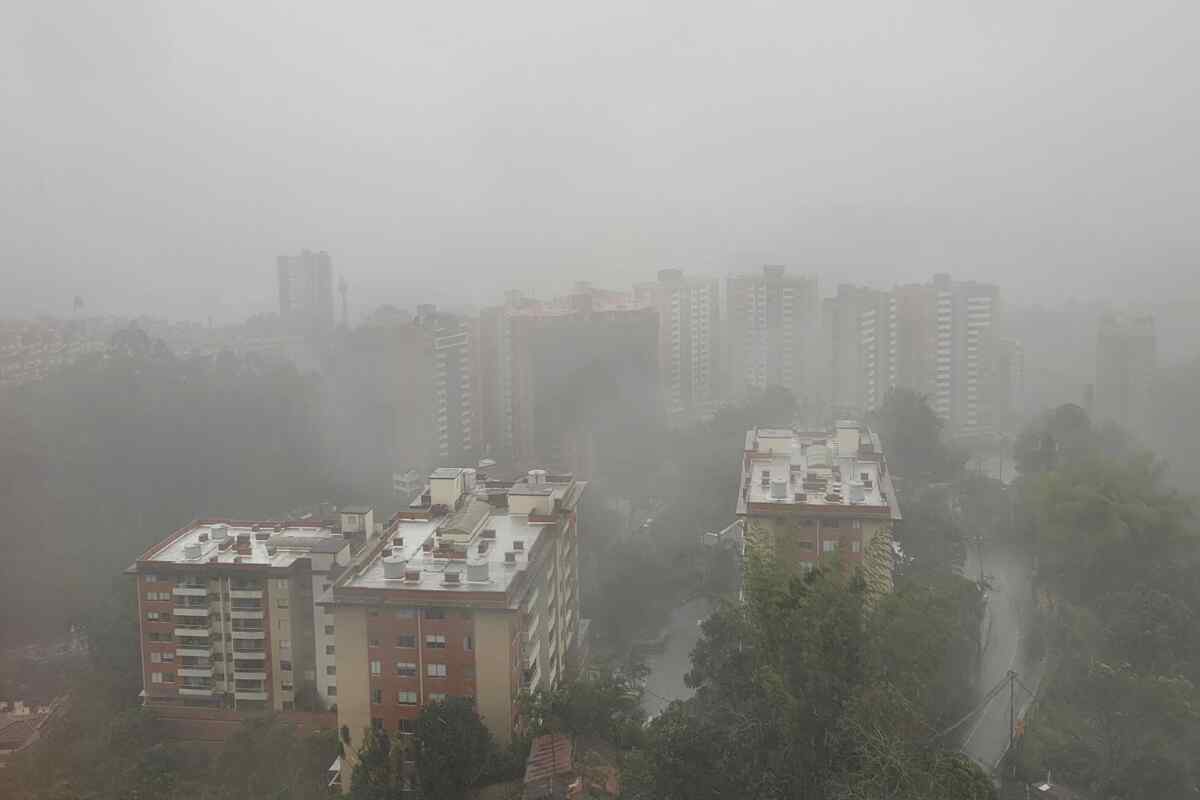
[324,467,585,790]
[127,519,353,712]
[726,265,821,406]
[634,269,721,425]
[736,422,901,596]
[824,285,892,417]
[415,306,482,464]
[843,275,1004,438]
[277,250,335,328]
[479,289,658,475]
[1094,311,1156,432]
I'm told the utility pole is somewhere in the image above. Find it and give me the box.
[1008,669,1017,753]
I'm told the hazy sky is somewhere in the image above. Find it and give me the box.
[3,0,1199,322]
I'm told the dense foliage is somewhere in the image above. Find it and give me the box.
[621,557,992,800]
[1012,406,1200,799]
[0,327,342,644]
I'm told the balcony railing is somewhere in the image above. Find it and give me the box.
[174,627,210,638]
[230,610,264,620]
[233,670,267,680]
[177,646,211,658]
[173,607,210,618]
[228,589,263,599]
[232,646,266,656]
[234,690,269,702]
[178,687,213,697]
[173,586,207,597]
[231,630,265,640]
[179,666,214,678]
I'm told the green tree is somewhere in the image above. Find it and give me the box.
[872,388,963,482]
[415,697,494,800]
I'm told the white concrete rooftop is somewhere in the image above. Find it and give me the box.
[737,422,900,518]
[142,522,346,568]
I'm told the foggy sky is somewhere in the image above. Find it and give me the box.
[3,0,1199,322]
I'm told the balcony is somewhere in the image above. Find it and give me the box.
[231,630,265,640]
[179,666,214,678]
[234,670,267,680]
[174,627,210,638]
[178,687,213,697]
[235,690,269,702]
[230,610,264,620]
[228,589,263,600]
[173,586,207,597]
[173,607,210,618]
[232,650,266,660]
[177,646,211,658]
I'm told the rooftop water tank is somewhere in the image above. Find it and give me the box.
[467,560,490,583]
[383,555,408,580]
[184,542,203,560]
[210,524,229,541]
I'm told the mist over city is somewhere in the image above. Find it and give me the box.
[3,3,1200,800]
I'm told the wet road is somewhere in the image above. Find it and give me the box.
[959,544,1045,770]
[641,597,716,717]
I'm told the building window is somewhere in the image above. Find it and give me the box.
[144,574,159,584]
[326,665,336,676]
[425,634,446,649]
[368,609,380,618]
[327,686,338,697]
[368,637,381,647]
[372,717,384,730]
[281,682,294,692]
[463,636,473,652]
[797,540,815,551]
[371,689,383,704]
[280,660,293,672]
[429,693,447,702]
[395,662,417,677]
[427,663,447,678]
[464,666,475,680]
[282,701,295,711]
[161,652,175,663]
[280,639,292,651]
[398,719,416,735]
[322,583,332,592]
[151,672,163,684]
[145,611,160,621]
[395,608,416,619]
[370,660,382,676]
[145,592,156,601]
[276,598,289,609]
[851,519,863,530]
[825,520,840,529]
[396,634,416,648]
[325,645,335,655]
[851,540,862,554]
[162,672,175,683]
[822,540,837,553]
[150,652,162,664]
[424,608,446,620]
[324,625,335,635]
[398,691,418,705]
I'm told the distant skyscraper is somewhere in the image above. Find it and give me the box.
[1094,311,1156,432]
[277,250,334,328]
[479,289,659,476]
[635,269,721,424]
[840,275,1004,438]
[726,265,821,406]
